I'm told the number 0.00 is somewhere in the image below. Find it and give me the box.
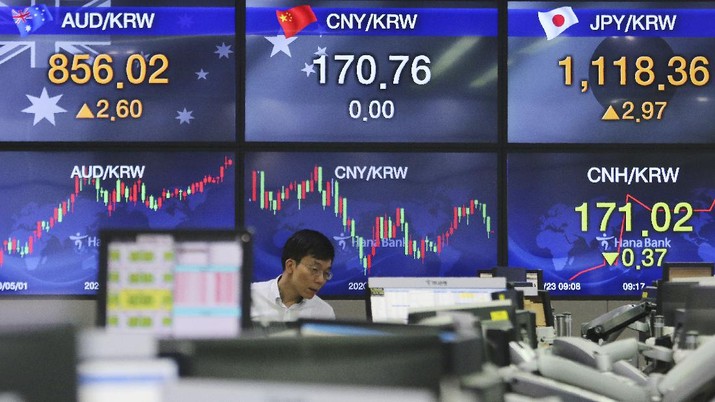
[349,100,395,120]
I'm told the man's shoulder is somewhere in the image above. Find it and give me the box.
[251,278,272,287]
[309,295,332,307]
[307,295,335,316]
[295,295,334,320]
[251,278,277,296]
[252,277,277,287]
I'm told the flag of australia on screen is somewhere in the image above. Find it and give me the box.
[12,4,53,37]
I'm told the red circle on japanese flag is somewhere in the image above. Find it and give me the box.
[552,14,565,27]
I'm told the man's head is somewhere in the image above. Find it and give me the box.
[281,229,335,266]
[280,229,335,301]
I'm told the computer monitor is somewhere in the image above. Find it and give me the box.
[661,262,714,282]
[484,266,538,296]
[524,290,554,328]
[514,310,538,349]
[406,300,517,367]
[477,270,493,278]
[78,358,178,402]
[492,266,527,283]
[0,324,77,402]
[296,318,485,376]
[525,269,544,291]
[181,333,446,395]
[407,299,516,327]
[96,229,253,339]
[297,318,444,338]
[368,276,507,324]
[657,281,697,327]
[492,288,524,310]
[678,285,715,346]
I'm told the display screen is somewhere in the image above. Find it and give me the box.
[98,229,251,338]
[0,0,235,141]
[245,152,498,297]
[507,151,715,298]
[509,1,715,143]
[245,0,498,143]
[0,151,235,296]
[368,276,507,323]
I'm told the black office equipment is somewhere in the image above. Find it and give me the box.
[515,309,538,349]
[482,266,538,296]
[492,288,525,310]
[296,318,485,376]
[0,324,77,402]
[407,300,516,327]
[181,334,446,395]
[581,302,652,343]
[524,290,554,327]
[525,269,544,291]
[407,299,518,367]
[656,281,697,326]
[676,285,715,348]
[492,266,527,283]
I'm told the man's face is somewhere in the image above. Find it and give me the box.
[285,256,332,299]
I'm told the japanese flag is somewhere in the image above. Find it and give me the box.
[538,6,578,40]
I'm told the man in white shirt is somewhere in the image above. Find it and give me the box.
[251,229,336,323]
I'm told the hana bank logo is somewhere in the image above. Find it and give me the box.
[333,232,351,250]
[11,4,54,37]
[333,232,405,251]
[597,232,615,251]
[69,232,99,254]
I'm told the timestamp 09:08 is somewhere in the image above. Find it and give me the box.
[544,282,581,291]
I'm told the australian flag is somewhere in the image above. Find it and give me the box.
[12,5,53,37]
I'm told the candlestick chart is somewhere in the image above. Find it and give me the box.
[245,152,498,297]
[0,152,235,296]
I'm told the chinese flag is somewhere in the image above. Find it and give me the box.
[276,5,317,38]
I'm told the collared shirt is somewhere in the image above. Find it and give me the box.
[250,276,335,323]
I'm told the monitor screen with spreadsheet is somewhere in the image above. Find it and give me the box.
[367,276,506,324]
[96,229,252,338]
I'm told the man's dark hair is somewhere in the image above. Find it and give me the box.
[281,229,335,268]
